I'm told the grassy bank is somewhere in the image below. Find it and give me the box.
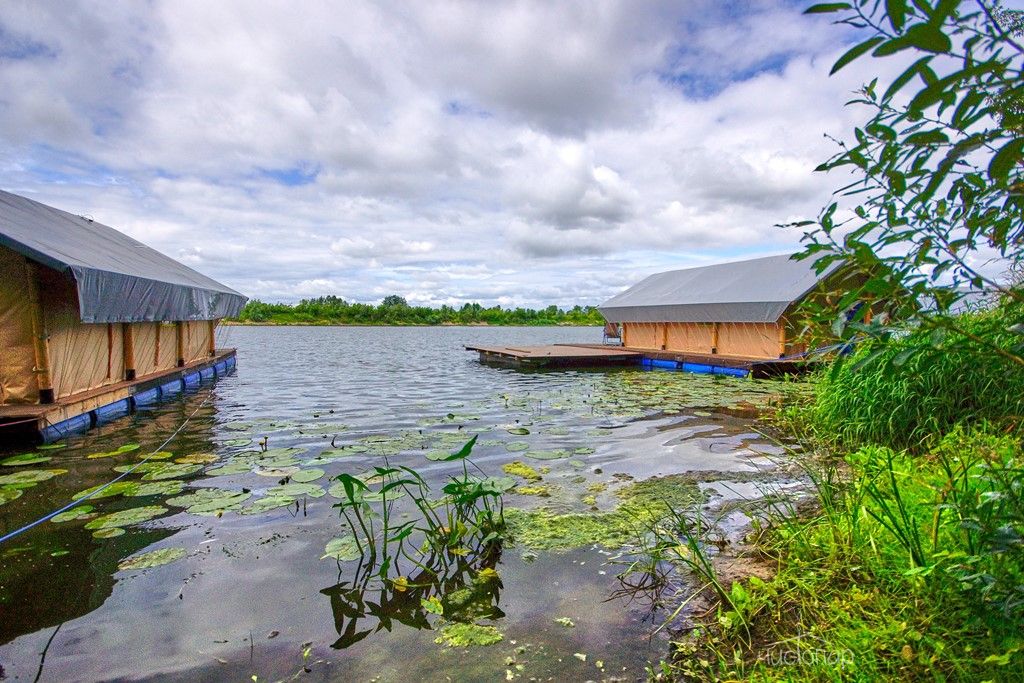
[656,303,1024,681]
[231,296,605,326]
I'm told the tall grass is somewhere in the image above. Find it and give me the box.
[807,303,1024,452]
[651,301,1024,681]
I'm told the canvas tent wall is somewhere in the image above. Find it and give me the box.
[0,190,246,406]
[598,254,837,359]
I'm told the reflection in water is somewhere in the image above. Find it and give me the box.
[0,327,804,682]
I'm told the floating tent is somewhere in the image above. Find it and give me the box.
[0,190,247,408]
[598,254,839,359]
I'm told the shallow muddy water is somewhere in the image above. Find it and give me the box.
[0,326,802,682]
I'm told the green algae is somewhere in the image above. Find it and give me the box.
[434,622,504,647]
[505,473,706,550]
[502,461,542,481]
[514,485,553,497]
[118,547,187,571]
[554,617,576,627]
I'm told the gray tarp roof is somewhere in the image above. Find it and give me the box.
[0,190,247,323]
[599,253,836,324]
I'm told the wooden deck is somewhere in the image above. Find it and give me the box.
[0,349,236,442]
[464,344,642,367]
[466,343,815,378]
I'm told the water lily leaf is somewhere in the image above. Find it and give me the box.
[51,505,95,523]
[0,486,24,505]
[221,438,251,447]
[129,480,186,497]
[222,421,252,431]
[118,547,187,571]
[241,494,296,514]
[506,427,530,435]
[142,463,203,481]
[425,450,453,461]
[504,441,530,452]
[73,481,140,500]
[141,451,174,460]
[268,483,325,498]
[542,426,569,436]
[175,453,219,464]
[525,449,570,461]
[0,469,65,487]
[568,459,586,468]
[186,491,251,516]
[205,461,254,476]
[87,443,141,459]
[321,536,362,561]
[254,466,300,478]
[92,527,125,539]
[84,505,167,530]
[1,453,51,466]
[112,462,168,474]
[572,447,596,455]
[478,476,516,493]
[290,468,325,483]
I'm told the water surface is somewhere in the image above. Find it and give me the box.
[0,326,798,682]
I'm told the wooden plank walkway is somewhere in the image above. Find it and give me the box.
[466,343,816,378]
[464,344,641,367]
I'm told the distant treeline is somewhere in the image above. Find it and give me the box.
[230,295,605,326]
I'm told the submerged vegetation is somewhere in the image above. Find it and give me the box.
[232,296,605,326]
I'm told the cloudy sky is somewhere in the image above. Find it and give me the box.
[1,0,889,307]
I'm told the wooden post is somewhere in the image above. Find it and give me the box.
[175,321,186,366]
[660,323,667,350]
[122,323,136,380]
[24,262,54,404]
[107,323,114,379]
[207,319,216,357]
[153,321,160,367]
[711,323,719,354]
[778,322,787,358]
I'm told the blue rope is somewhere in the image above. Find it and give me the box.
[0,390,214,546]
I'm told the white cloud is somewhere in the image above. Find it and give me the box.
[0,0,886,306]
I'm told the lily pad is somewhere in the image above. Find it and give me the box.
[506,427,530,436]
[525,449,570,461]
[254,466,300,478]
[118,547,187,571]
[142,463,203,481]
[572,447,596,455]
[84,505,167,530]
[205,461,253,477]
[321,536,362,561]
[1,453,51,467]
[221,438,251,447]
[0,469,65,487]
[51,505,95,523]
[241,495,296,514]
[112,462,168,474]
[73,481,140,500]
[290,468,325,483]
[504,441,530,452]
[166,488,251,515]
[92,527,125,539]
[267,483,325,498]
[87,443,141,459]
[0,486,24,505]
[140,451,174,460]
[174,453,219,464]
[129,480,186,497]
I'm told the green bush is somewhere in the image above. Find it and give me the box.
[808,302,1024,452]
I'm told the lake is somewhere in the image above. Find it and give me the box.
[0,326,800,682]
